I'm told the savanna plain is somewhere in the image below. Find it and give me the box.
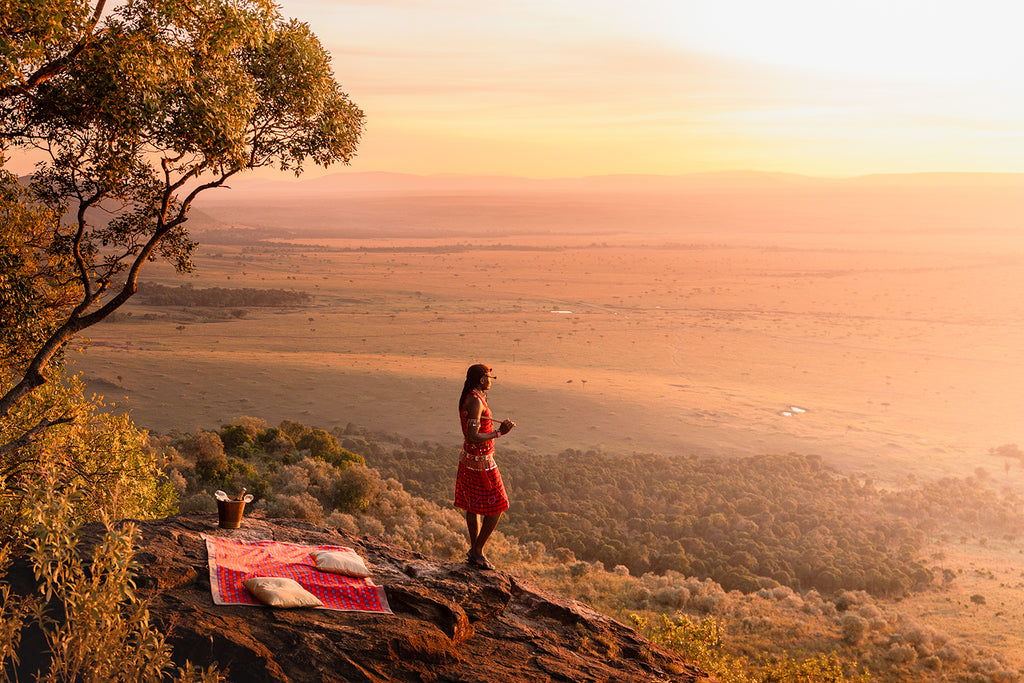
[71,172,1024,670]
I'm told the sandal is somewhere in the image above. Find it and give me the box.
[466,551,495,570]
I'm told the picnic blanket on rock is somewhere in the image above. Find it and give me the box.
[203,535,392,613]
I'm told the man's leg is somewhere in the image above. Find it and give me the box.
[465,511,479,550]
[471,513,502,557]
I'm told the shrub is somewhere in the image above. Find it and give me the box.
[178,492,217,514]
[258,427,295,454]
[525,541,548,562]
[902,623,938,656]
[833,590,868,612]
[653,587,690,610]
[176,431,227,480]
[1,469,218,682]
[278,419,313,443]
[839,614,869,646]
[297,428,338,460]
[0,371,178,537]
[322,448,365,468]
[634,613,870,683]
[331,466,382,513]
[885,643,917,665]
[323,511,359,534]
[355,514,385,536]
[554,548,576,564]
[760,653,870,682]
[232,416,267,436]
[220,425,256,458]
[691,592,723,614]
[569,562,592,580]
[267,492,323,523]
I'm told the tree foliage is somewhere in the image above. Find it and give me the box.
[135,282,312,308]
[0,176,74,371]
[0,369,177,540]
[0,0,108,102]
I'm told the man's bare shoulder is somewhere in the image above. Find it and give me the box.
[463,393,483,415]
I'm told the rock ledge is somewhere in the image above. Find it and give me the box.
[22,514,710,682]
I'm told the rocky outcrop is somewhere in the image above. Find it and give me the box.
[18,515,710,682]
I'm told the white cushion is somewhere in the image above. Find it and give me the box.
[310,549,371,578]
[242,577,323,608]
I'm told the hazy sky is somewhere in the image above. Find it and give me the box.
[276,0,1024,178]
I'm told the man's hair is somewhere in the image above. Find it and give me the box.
[459,363,491,410]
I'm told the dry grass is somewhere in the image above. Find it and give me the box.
[895,535,1024,670]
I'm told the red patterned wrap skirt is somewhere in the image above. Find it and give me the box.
[454,455,509,515]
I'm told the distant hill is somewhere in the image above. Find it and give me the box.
[16,173,228,233]
[207,169,1024,195]
[191,170,1024,240]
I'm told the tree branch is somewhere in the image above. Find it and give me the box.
[0,414,75,470]
[0,1,109,102]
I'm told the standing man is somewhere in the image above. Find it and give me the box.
[455,363,516,570]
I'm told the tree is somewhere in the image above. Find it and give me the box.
[0,3,363,676]
[0,0,363,466]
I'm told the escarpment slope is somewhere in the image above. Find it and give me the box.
[14,515,709,682]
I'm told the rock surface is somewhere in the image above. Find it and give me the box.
[15,514,710,682]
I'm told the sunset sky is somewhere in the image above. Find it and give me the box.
[275,0,1024,179]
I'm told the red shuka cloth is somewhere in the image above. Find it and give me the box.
[454,461,509,515]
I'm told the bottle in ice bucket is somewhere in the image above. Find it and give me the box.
[216,488,249,529]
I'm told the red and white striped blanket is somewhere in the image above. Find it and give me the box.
[203,535,392,613]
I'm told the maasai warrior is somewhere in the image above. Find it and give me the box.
[455,363,516,570]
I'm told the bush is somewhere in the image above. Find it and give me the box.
[331,466,381,513]
[258,427,295,454]
[220,425,256,457]
[266,492,323,523]
[839,614,869,646]
[1,469,218,682]
[297,429,338,460]
[278,419,312,443]
[0,371,178,538]
[176,431,227,480]
[885,643,917,665]
[179,492,218,514]
[633,613,870,683]
[760,653,870,682]
[323,511,359,534]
